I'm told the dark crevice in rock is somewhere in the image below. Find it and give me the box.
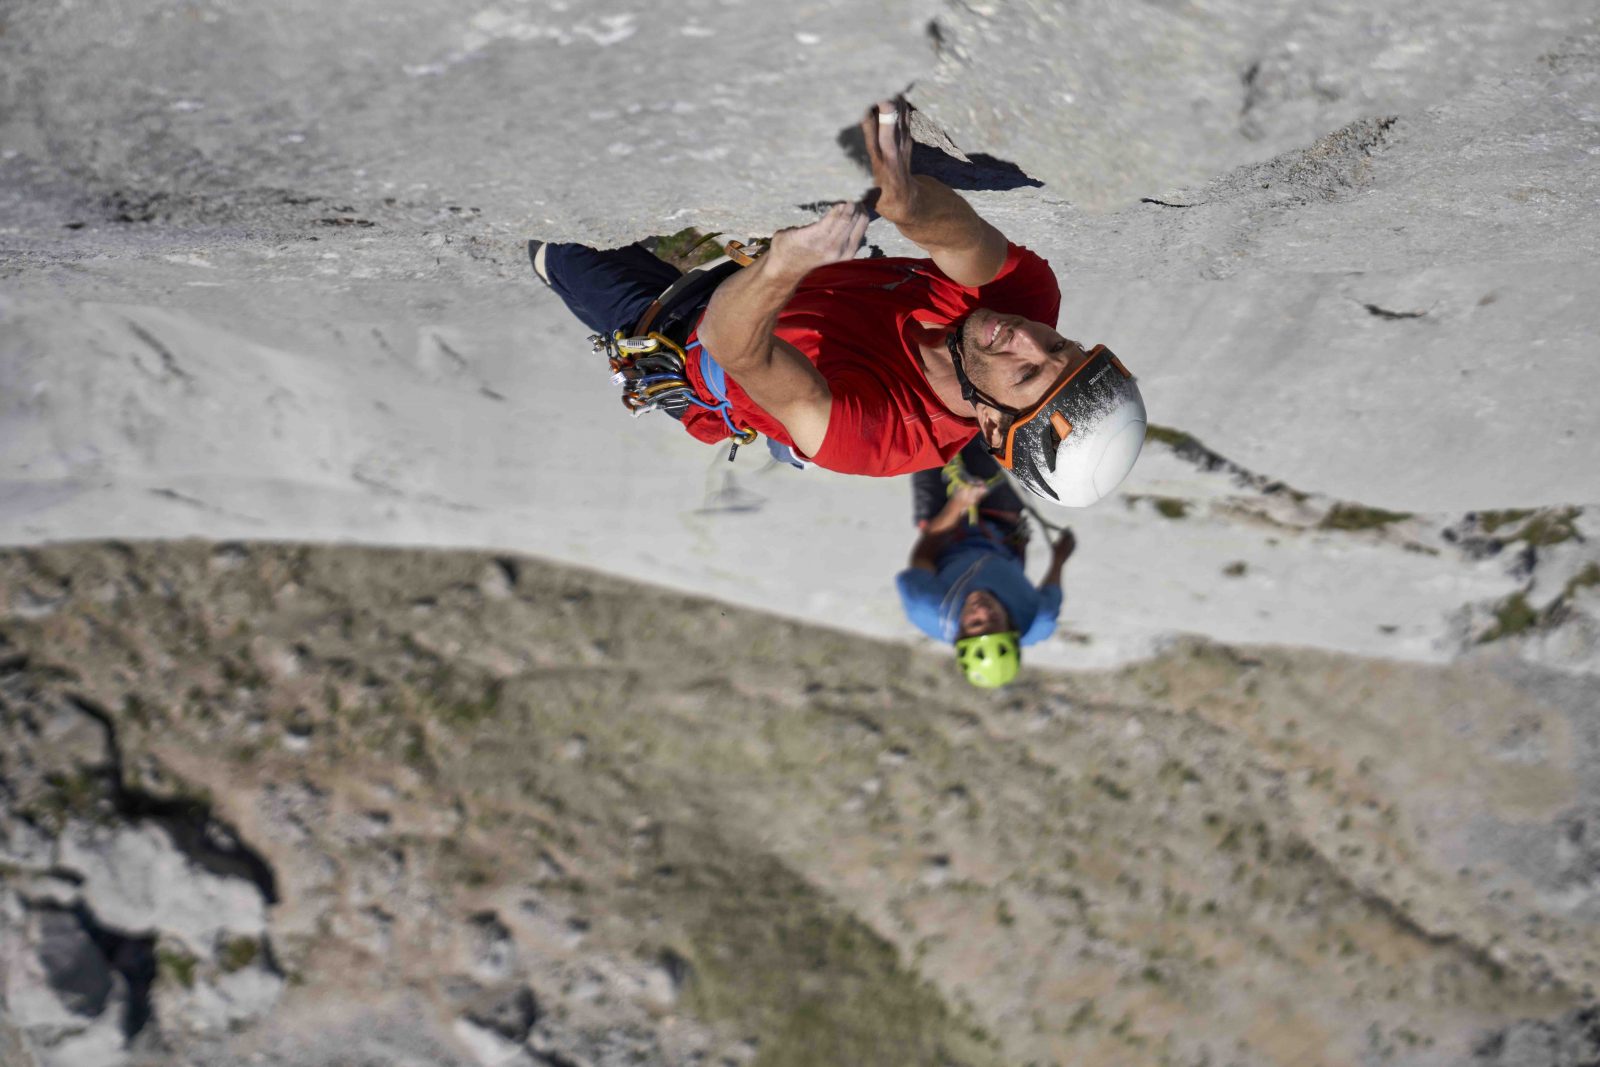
[103,190,169,225]
[1240,60,1262,114]
[1470,1004,1600,1065]
[657,947,692,993]
[148,487,200,505]
[465,985,541,1043]
[249,934,287,982]
[65,694,280,905]
[793,199,848,214]
[1141,197,1198,208]
[1361,302,1428,320]
[492,557,521,589]
[1143,425,1291,493]
[1240,61,1265,140]
[1283,828,1555,993]
[125,321,193,384]
[36,902,159,1042]
[131,798,280,906]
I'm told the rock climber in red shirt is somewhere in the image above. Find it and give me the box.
[530,98,1146,504]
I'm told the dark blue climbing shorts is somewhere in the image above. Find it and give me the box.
[532,241,683,336]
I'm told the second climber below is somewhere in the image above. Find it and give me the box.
[899,438,1079,688]
[531,97,1147,504]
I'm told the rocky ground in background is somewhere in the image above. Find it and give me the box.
[3,541,1598,1067]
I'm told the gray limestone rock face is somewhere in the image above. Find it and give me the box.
[153,955,287,1040]
[0,1012,43,1067]
[0,816,55,873]
[915,0,1600,211]
[451,1017,532,1067]
[58,821,268,952]
[31,909,115,1019]
[0,825,283,1063]
[447,983,542,1067]
[1472,1006,1600,1067]
[0,1,1599,1058]
[2,3,1595,681]
[30,701,114,776]
[0,692,116,823]
[463,984,540,1045]
[465,912,518,983]
[0,665,286,1063]
[0,899,145,1067]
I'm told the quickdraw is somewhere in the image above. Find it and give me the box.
[589,329,759,454]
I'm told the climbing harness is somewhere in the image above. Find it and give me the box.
[631,240,762,337]
[588,236,768,461]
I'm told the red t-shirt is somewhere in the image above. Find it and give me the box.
[680,244,1061,477]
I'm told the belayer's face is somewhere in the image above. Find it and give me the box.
[958,589,1010,638]
[959,310,1092,412]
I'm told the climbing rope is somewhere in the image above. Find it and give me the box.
[943,453,1068,544]
[941,453,1007,526]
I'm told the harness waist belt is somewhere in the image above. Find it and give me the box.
[634,259,743,346]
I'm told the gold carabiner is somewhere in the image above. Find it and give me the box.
[723,239,767,267]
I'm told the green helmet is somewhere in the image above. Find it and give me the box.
[955,632,1021,688]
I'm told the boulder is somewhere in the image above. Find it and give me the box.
[0,901,141,1067]
[462,984,540,1045]
[58,821,268,951]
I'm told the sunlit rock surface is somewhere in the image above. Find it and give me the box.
[2,1,1597,672]
[2,1,1600,1064]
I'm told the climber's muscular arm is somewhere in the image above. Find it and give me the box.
[863,99,1009,288]
[697,202,870,457]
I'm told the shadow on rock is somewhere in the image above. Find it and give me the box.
[836,123,1044,194]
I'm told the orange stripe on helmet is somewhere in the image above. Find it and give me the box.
[995,344,1112,470]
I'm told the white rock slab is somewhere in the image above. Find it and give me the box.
[56,823,268,951]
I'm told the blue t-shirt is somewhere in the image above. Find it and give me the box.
[895,529,1062,645]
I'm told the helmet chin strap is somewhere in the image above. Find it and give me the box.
[946,318,1021,454]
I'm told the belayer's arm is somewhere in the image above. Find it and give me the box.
[698,203,870,458]
[907,485,987,572]
[908,527,952,573]
[1037,528,1077,591]
[863,100,1010,288]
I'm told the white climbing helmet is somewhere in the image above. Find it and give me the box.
[949,339,1147,506]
